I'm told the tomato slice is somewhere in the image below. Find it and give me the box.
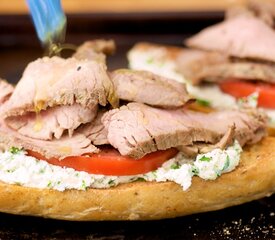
[219,79,275,109]
[27,148,178,176]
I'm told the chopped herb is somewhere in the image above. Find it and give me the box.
[215,170,221,177]
[146,58,154,64]
[57,181,61,185]
[108,179,115,186]
[81,180,87,190]
[9,147,22,154]
[47,181,52,188]
[96,178,104,184]
[222,156,230,171]
[199,156,212,162]
[192,167,199,176]
[6,169,15,173]
[39,167,46,174]
[251,94,258,101]
[133,177,146,182]
[158,62,165,67]
[196,98,211,107]
[14,182,22,186]
[170,162,180,169]
[238,98,245,104]
[75,173,79,177]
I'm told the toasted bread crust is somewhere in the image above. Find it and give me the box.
[0,137,274,221]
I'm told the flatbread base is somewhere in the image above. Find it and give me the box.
[0,137,274,221]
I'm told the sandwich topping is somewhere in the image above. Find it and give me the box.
[128,44,275,125]
[0,140,241,191]
[0,39,267,192]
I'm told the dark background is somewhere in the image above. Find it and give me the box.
[0,12,274,240]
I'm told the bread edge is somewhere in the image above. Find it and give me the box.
[0,137,274,221]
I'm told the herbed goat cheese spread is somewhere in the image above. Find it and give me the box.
[0,141,242,191]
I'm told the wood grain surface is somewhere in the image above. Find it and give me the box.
[0,0,247,14]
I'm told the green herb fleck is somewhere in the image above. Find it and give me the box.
[251,95,258,101]
[192,167,199,176]
[6,169,15,173]
[9,147,22,154]
[238,98,245,104]
[196,98,211,107]
[133,177,146,182]
[81,180,87,190]
[108,179,115,186]
[57,181,61,185]
[14,182,22,186]
[75,173,79,177]
[146,57,154,64]
[39,167,46,174]
[222,156,230,171]
[170,162,180,169]
[215,170,221,177]
[199,156,212,162]
[47,181,52,188]
[158,61,165,67]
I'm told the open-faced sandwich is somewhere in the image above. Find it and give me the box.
[0,39,274,221]
[128,0,275,129]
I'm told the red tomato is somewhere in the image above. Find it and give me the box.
[219,79,275,109]
[27,148,178,176]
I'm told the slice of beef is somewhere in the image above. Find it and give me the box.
[226,0,275,28]
[1,56,118,118]
[248,0,275,27]
[5,104,97,140]
[186,16,275,63]
[184,60,275,85]
[73,39,115,64]
[176,47,275,84]
[102,103,266,158]
[78,110,109,145]
[129,42,275,85]
[110,69,191,108]
[0,79,13,104]
[178,125,235,157]
[0,121,98,159]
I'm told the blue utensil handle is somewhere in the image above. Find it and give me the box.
[26,0,66,45]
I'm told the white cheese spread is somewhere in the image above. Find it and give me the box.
[0,141,242,192]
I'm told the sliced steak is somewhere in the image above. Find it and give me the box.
[0,121,98,159]
[102,103,266,158]
[128,42,275,84]
[178,125,235,157]
[176,48,275,84]
[247,0,275,27]
[0,79,13,104]
[73,39,115,64]
[78,110,109,145]
[5,104,97,140]
[186,16,275,63]
[186,60,275,84]
[110,69,191,108]
[226,0,275,27]
[1,56,118,118]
